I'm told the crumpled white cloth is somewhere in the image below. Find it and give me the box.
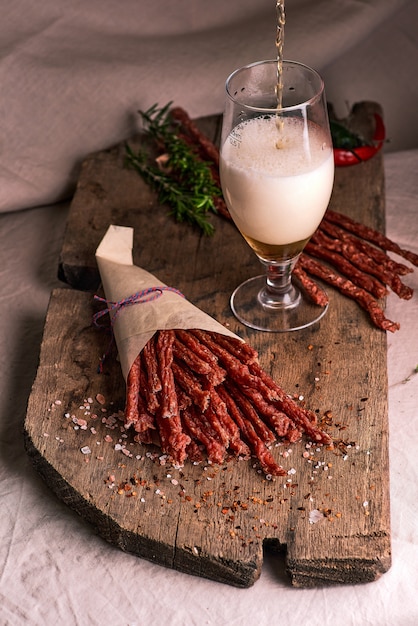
[1,0,416,213]
[0,149,417,624]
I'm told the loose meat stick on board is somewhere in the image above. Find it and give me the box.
[124,329,332,476]
[168,107,417,332]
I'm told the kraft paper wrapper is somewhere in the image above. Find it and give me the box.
[95,224,241,380]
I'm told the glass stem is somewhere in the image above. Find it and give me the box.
[258,255,301,309]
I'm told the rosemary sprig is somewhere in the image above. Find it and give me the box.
[125,103,221,235]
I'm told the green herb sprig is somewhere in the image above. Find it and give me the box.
[125,103,222,236]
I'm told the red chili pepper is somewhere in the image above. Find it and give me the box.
[333,113,385,167]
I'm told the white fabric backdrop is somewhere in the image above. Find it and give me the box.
[1,1,418,624]
[1,0,415,213]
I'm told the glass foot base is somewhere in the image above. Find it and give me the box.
[230,275,328,332]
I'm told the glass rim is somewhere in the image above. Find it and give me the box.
[225,59,325,113]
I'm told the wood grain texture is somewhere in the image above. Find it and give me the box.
[26,103,391,587]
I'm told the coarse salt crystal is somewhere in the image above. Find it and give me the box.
[96,393,106,405]
[80,446,91,455]
[309,509,324,524]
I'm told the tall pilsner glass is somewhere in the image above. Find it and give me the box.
[220,60,334,332]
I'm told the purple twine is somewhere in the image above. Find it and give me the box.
[92,285,185,372]
[93,285,185,328]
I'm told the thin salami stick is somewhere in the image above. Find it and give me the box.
[293,262,329,306]
[224,380,276,445]
[169,108,233,221]
[141,335,161,414]
[247,362,330,445]
[185,438,204,462]
[209,386,250,456]
[218,386,286,476]
[170,106,220,168]
[320,219,413,276]
[129,356,156,433]
[236,384,298,440]
[173,335,212,376]
[180,403,226,464]
[325,209,418,267]
[206,331,259,365]
[156,330,178,418]
[174,329,226,385]
[305,241,388,299]
[315,224,407,298]
[154,406,191,466]
[125,354,141,428]
[299,254,400,333]
[340,243,413,300]
[172,359,211,412]
[202,398,230,447]
[190,329,262,392]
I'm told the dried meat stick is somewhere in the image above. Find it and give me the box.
[320,219,413,276]
[156,330,178,418]
[190,329,263,392]
[236,384,300,441]
[170,106,220,168]
[218,386,286,476]
[125,354,141,428]
[125,353,156,435]
[206,331,259,365]
[174,329,226,385]
[209,386,250,456]
[169,108,232,222]
[141,335,161,414]
[202,397,230,447]
[305,240,388,299]
[325,209,418,267]
[173,335,213,376]
[299,254,400,333]
[247,361,332,445]
[224,380,276,445]
[293,262,329,307]
[185,439,204,462]
[155,406,191,466]
[340,243,413,300]
[180,402,226,464]
[172,360,211,412]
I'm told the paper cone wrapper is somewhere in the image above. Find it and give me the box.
[95,224,241,380]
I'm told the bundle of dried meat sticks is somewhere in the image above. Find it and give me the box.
[124,328,331,477]
[95,225,331,477]
[169,106,418,333]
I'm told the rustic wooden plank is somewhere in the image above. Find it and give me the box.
[26,103,391,587]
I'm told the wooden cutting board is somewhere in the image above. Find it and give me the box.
[25,103,391,588]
